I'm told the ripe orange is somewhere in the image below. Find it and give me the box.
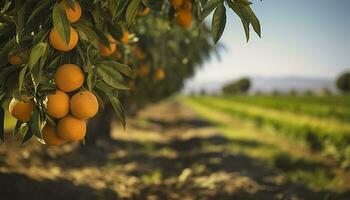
[137,64,150,76]
[42,124,66,145]
[171,0,185,7]
[121,31,129,45]
[99,34,117,57]
[49,26,79,52]
[9,98,33,122]
[70,91,99,120]
[54,64,84,92]
[8,55,23,65]
[57,115,86,141]
[175,9,192,29]
[134,47,146,60]
[138,7,151,17]
[47,90,70,119]
[154,68,166,80]
[60,0,82,23]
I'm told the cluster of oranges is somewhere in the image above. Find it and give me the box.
[172,0,193,29]
[43,64,99,145]
[9,1,100,146]
[9,64,99,145]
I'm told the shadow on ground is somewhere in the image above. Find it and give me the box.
[0,172,117,200]
[1,103,350,200]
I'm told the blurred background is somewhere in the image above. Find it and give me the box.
[1,0,350,200]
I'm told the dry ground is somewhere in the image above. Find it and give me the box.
[0,99,348,200]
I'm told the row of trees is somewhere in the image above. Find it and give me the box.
[221,71,350,96]
[0,0,261,145]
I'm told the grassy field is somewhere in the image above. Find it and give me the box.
[184,95,350,192]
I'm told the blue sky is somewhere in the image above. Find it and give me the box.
[187,0,350,85]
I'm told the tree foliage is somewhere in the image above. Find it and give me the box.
[0,0,260,144]
[222,77,251,95]
[336,72,350,93]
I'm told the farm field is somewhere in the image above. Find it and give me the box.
[188,95,350,168]
[1,96,350,200]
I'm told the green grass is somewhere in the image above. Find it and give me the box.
[224,95,350,122]
[189,96,350,167]
[183,97,350,192]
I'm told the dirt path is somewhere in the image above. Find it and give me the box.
[0,99,347,200]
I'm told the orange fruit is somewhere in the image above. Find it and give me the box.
[175,9,192,29]
[49,26,79,52]
[134,47,146,60]
[60,0,82,23]
[171,0,185,7]
[137,65,150,76]
[47,90,70,119]
[8,55,23,65]
[99,34,117,57]
[9,98,33,122]
[121,31,129,45]
[42,124,66,145]
[70,91,99,120]
[54,64,84,92]
[57,115,86,141]
[154,68,165,80]
[138,7,150,17]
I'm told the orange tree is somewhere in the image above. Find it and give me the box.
[0,0,260,145]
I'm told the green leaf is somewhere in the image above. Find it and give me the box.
[109,95,126,128]
[28,42,47,70]
[97,65,129,90]
[98,60,134,78]
[19,123,32,144]
[46,116,56,127]
[113,0,130,20]
[107,22,123,40]
[12,120,22,136]
[26,0,55,25]
[30,109,43,139]
[1,0,12,13]
[93,28,110,48]
[142,0,164,11]
[235,0,252,6]
[201,0,221,21]
[18,65,28,91]
[126,0,142,25]
[244,6,261,37]
[212,3,226,43]
[226,1,250,41]
[52,3,71,45]
[87,71,96,91]
[0,108,4,142]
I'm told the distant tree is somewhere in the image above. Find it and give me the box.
[304,90,313,96]
[200,89,207,96]
[336,72,350,93]
[289,89,298,96]
[319,87,332,96]
[271,90,280,96]
[222,77,251,95]
[254,90,263,96]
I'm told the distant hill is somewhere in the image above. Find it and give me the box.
[183,76,337,94]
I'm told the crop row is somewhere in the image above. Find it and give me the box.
[191,97,350,168]
[223,95,350,122]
